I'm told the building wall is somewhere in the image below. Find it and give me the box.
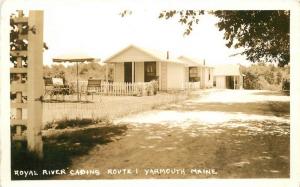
[215,76,226,89]
[113,60,186,91]
[114,63,124,82]
[185,67,189,82]
[114,61,159,83]
[215,75,243,89]
[161,61,168,91]
[239,75,243,89]
[199,67,205,89]
[167,62,185,90]
[135,62,144,82]
[205,68,214,88]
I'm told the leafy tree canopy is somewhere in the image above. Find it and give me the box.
[158,10,289,67]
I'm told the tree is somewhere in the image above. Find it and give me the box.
[10,11,48,67]
[158,10,290,67]
[158,10,204,35]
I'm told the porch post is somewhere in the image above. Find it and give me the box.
[132,62,135,82]
[240,75,243,89]
[158,61,161,90]
[203,68,206,89]
[233,76,236,89]
[105,63,108,82]
[114,63,116,81]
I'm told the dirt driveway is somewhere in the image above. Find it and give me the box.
[53,89,290,179]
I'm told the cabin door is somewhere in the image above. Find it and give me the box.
[124,62,132,83]
[226,76,234,89]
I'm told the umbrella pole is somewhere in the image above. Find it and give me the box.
[76,61,79,101]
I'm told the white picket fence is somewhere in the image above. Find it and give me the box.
[74,81,156,96]
[185,82,201,90]
[67,81,199,97]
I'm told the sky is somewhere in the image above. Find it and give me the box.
[41,4,250,66]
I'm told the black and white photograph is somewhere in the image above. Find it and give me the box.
[0,0,300,186]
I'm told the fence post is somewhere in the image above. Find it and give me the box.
[27,11,44,158]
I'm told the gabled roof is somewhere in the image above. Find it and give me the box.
[214,64,241,76]
[177,56,215,69]
[103,44,183,64]
[177,56,205,67]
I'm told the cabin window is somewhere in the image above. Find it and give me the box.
[189,67,199,82]
[144,61,156,82]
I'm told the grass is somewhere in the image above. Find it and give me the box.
[44,117,112,130]
[42,92,190,124]
[11,124,128,180]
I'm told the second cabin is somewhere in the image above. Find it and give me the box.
[103,45,186,91]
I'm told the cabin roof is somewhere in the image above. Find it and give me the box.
[103,44,183,64]
[214,64,241,76]
[177,56,205,67]
[177,56,215,68]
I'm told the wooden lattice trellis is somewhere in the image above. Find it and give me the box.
[10,10,44,158]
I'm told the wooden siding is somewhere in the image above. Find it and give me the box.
[135,62,144,82]
[185,67,189,82]
[156,61,160,77]
[216,76,226,89]
[167,62,185,90]
[115,63,124,82]
[205,68,214,88]
[161,61,167,91]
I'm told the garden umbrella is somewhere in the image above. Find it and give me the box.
[52,53,97,101]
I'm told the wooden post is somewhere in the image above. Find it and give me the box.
[27,11,44,158]
[233,76,236,89]
[132,62,135,83]
[114,63,116,82]
[240,75,243,89]
[76,61,79,101]
[202,68,206,89]
[105,63,108,82]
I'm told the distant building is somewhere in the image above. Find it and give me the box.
[213,64,244,89]
[177,56,214,89]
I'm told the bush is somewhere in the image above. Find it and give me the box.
[241,63,289,91]
[282,79,290,91]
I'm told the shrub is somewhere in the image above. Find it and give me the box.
[44,117,111,130]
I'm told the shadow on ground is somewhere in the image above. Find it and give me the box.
[11,125,128,180]
[251,91,287,96]
[160,101,290,117]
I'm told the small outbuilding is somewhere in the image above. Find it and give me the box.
[213,64,244,89]
[177,56,214,89]
[103,45,186,91]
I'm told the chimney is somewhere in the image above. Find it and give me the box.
[203,59,206,66]
[166,51,169,60]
